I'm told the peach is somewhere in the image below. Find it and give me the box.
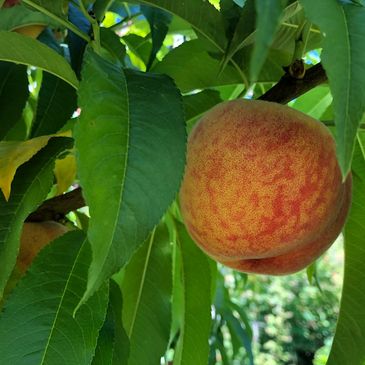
[179,99,352,275]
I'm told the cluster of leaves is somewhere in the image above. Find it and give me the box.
[0,0,364,364]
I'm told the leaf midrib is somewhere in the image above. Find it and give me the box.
[39,238,87,365]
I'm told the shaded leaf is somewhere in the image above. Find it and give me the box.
[100,27,126,64]
[250,0,285,82]
[67,2,91,78]
[122,224,172,365]
[0,230,109,365]
[0,31,78,88]
[75,50,186,306]
[141,5,172,70]
[0,137,72,298]
[327,141,365,365]
[0,61,28,140]
[174,223,212,365]
[183,90,222,125]
[31,72,77,137]
[222,0,256,68]
[300,0,365,176]
[24,0,67,18]
[92,280,129,365]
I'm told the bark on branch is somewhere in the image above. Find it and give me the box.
[26,63,328,222]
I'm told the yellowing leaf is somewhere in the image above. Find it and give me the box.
[0,132,71,201]
[54,151,77,195]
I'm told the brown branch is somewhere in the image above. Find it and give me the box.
[26,63,328,222]
[26,187,85,222]
[258,63,327,104]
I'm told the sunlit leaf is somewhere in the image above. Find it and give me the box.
[122,224,172,365]
[0,231,109,364]
[75,49,186,307]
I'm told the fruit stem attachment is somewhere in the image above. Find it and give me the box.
[289,21,312,79]
[21,0,91,43]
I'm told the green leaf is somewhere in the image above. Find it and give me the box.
[100,27,126,64]
[0,3,54,30]
[0,61,29,140]
[222,0,256,68]
[136,0,227,50]
[300,0,365,177]
[0,137,72,296]
[174,223,212,365]
[23,0,67,18]
[92,280,129,365]
[75,50,186,307]
[122,224,172,365]
[327,141,365,365]
[0,31,78,89]
[250,0,285,82]
[31,73,77,137]
[152,39,242,92]
[291,86,333,119]
[0,231,109,365]
[183,89,222,128]
[123,34,151,68]
[141,5,172,70]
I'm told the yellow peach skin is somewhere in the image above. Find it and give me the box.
[179,99,352,275]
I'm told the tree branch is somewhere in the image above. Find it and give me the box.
[26,187,85,222]
[26,63,328,222]
[259,63,327,104]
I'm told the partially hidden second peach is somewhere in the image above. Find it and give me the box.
[179,99,352,275]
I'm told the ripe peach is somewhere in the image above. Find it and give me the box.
[17,221,69,274]
[179,99,352,275]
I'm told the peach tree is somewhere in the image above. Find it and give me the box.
[0,0,364,364]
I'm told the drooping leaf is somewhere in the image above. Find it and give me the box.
[0,231,109,365]
[31,72,77,137]
[250,0,285,82]
[174,223,212,365]
[92,280,129,365]
[300,0,365,177]
[0,134,68,200]
[75,50,186,306]
[0,137,72,297]
[137,0,227,50]
[122,224,172,365]
[0,61,28,140]
[141,5,172,70]
[327,141,365,365]
[0,31,78,88]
